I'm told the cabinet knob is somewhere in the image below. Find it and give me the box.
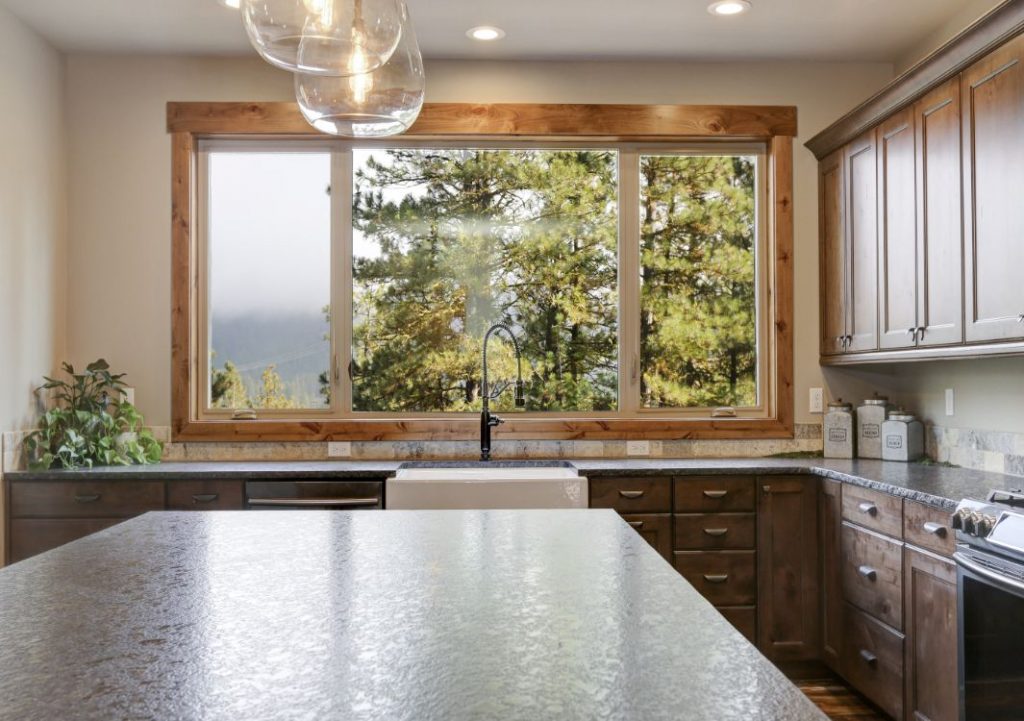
[857,565,878,581]
[857,501,878,516]
[922,521,947,537]
[917,326,926,340]
[859,649,878,666]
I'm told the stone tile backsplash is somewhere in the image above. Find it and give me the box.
[928,425,1024,480]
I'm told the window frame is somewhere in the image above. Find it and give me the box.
[169,102,795,441]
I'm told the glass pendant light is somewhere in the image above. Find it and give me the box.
[294,1,424,137]
[241,0,403,76]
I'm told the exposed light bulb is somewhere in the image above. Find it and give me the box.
[348,46,373,104]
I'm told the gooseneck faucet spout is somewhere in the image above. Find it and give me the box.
[480,323,526,462]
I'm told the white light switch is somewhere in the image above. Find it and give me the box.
[809,388,824,414]
[328,441,352,458]
[627,440,651,456]
[945,388,955,417]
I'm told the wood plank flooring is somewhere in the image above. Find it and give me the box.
[796,676,890,720]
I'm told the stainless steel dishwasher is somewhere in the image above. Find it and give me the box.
[245,480,384,510]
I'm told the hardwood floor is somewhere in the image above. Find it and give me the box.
[796,676,889,720]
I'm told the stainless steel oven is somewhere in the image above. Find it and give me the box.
[953,492,1024,721]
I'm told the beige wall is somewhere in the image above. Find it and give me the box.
[63,54,895,430]
[895,0,1005,73]
[0,7,66,436]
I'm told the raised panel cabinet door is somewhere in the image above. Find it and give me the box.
[757,476,820,662]
[915,77,964,347]
[963,34,1024,343]
[904,547,958,721]
[845,130,880,352]
[621,514,673,563]
[878,108,920,349]
[819,149,848,355]
[820,478,843,672]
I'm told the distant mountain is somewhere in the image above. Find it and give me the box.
[211,311,330,407]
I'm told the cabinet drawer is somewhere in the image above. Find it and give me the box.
[841,521,904,630]
[674,476,755,512]
[674,513,755,550]
[673,550,756,605]
[589,477,670,513]
[10,518,123,563]
[167,480,245,511]
[718,605,757,644]
[10,481,164,519]
[841,603,904,721]
[842,484,903,538]
[622,514,672,562]
[903,501,955,556]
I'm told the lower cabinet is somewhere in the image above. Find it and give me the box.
[621,513,672,562]
[841,602,905,720]
[820,478,844,670]
[904,546,958,721]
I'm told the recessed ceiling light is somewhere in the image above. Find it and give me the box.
[467,26,506,41]
[219,0,240,9]
[707,0,751,16]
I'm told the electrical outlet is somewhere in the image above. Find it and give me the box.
[945,388,955,417]
[627,440,651,456]
[327,441,352,458]
[809,387,824,414]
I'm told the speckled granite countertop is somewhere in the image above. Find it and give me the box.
[0,510,826,721]
[7,458,1020,510]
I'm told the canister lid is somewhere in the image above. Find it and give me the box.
[888,411,917,423]
[827,401,853,411]
[861,397,889,406]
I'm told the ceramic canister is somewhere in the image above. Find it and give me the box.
[881,411,925,462]
[857,397,891,459]
[824,401,855,459]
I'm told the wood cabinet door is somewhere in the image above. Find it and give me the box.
[877,108,920,349]
[845,130,880,352]
[904,546,958,721]
[962,34,1024,343]
[819,149,847,355]
[621,513,672,562]
[757,476,819,662]
[915,77,964,348]
[820,478,843,672]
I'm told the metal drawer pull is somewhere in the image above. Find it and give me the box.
[703,574,730,584]
[1018,313,1024,323]
[859,649,878,666]
[74,494,101,503]
[858,565,878,581]
[192,494,219,504]
[703,490,729,499]
[248,498,380,507]
[618,490,646,499]
[857,501,878,516]
[922,521,947,537]
[703,528,729,537]
[627,521,645,529]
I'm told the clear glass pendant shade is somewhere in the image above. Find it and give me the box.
[242,0,403,76]
[295,2,424,137]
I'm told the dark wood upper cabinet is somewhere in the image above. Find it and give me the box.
[915,77,964,348]
[962,33,1024,344]
[844,130,879,353]
[820,149,847,356]
[757,476,819,662]
[904,546,958,721]
[877,108,919,350]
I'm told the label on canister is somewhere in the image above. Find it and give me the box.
[886,435,903,449]
[862,423,880,439]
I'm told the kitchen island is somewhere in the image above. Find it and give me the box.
[0,509,825,721]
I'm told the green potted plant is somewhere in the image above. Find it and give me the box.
[24,359,164,470]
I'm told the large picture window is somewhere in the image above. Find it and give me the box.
[171,102,795,440]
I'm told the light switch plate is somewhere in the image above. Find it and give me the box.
[328,441,352,458]
[945,388,955,417]
[809,387,824,414]
[627,440,651,456]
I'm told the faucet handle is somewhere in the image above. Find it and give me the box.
[488,414,504,428]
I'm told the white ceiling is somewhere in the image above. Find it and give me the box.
[0,0,999,62]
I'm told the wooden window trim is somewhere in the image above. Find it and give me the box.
[169,102,795,442]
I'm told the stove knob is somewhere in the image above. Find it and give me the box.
[977,514,999,537]
[964,512,980,535]
[951,511,964,530]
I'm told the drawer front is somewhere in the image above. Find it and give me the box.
[841,603,905,721]
[10,518,123,563]
[903,500,955,556]
[590,477,671,513]
[674,513,755,550]
[673,550,756,605]
[167,480,245,511]
[246,481,383,509]
[718,605,757,644]
[842,484,903,538]
[841,521,904,630]
[10,481,165,519]
[674,476,755,513]
[622,514,672,562]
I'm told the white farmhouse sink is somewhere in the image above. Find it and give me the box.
[386,465,588,510]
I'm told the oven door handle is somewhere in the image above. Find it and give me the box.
[954,551,1024,597]
[248,497,380,508]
